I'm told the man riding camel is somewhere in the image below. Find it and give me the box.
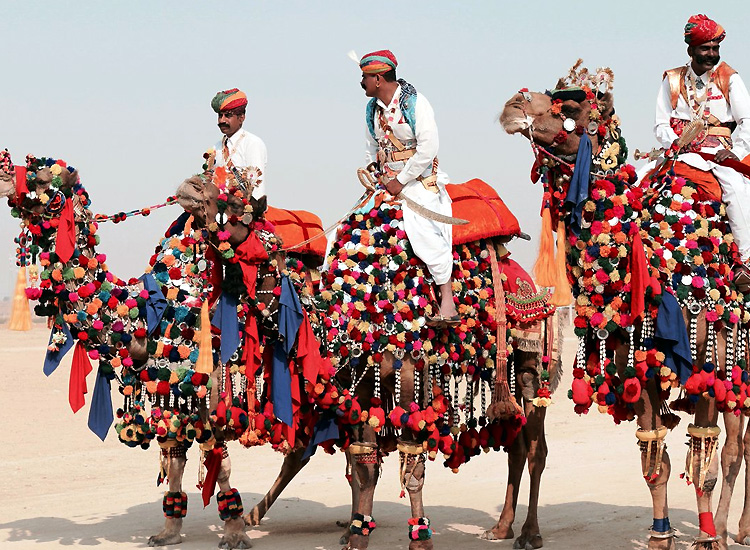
[359,49,459,325]
[654,14,750,291]
[207,88,268,202]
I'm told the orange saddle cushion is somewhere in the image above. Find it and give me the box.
[446,178,521,245]
[265,206,327,262]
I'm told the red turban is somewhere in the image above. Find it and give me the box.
[211,88,248,113]
[359,50,397,75]
[684,14,725,46]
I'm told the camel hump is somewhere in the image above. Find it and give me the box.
[446,178,521,245]
[265,206,326,264]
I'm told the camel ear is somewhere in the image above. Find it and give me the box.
[597,92,614,118]
[255,195,267,215]
[59,168,78,189]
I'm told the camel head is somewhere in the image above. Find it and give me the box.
[500,61,617,159]
[176,168,266,249]
[1,152,83,220]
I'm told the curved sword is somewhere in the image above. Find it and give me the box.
[356,168,468,225]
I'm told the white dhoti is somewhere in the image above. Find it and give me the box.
[400,180,454,285]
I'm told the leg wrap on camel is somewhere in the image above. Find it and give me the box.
[350,443,379,466]
[217,488,244,521]
[398,441,427,496]
[685,424,721,494]
[684,425,721,546]
[637,427,669,482]
[637,428,675,541]
[163,491,188,518]
[350,513,377,536]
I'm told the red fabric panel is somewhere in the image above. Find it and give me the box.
[68,341,93,413]
[55,198,76,263]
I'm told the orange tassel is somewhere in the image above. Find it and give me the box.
[551,221,573,306]
[8,266,31,331]
[195,301,214,374]
[533,207,557,287]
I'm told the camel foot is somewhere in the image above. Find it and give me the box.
[339,529,351,546]
[480,523,514,540]
[148,531,183,547]
[343,533,369,550]
[218,533,252,549]
[409,540,433,550]
[737,533,750,546]
[647,536,675,550]
[243,509,262,527]
[513,533,543,549]
[219,518,252,549]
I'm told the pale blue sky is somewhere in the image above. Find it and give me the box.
[2,0,748,298]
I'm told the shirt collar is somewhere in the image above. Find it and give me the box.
[224,128,246,147]
[376,84,402,110]
[687,63,713,84]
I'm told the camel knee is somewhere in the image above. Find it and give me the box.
[350,444,380,489]
[685,424,721,493]
[637,427,670,483]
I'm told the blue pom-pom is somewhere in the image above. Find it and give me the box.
[689,393,700,403]
[605,392,616,405]
[703,362,715,373]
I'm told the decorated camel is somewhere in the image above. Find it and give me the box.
[242,178,561,550]
[0,152,341,549]
[243,171,557,549]
[500,61,750,550]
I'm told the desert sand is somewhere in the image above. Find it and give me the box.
[1,323,749,550]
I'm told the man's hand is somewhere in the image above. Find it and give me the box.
[714,149,739,163]
[384,177,404,196]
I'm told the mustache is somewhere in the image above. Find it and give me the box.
[695,54,720,64]
[218,123,229,128]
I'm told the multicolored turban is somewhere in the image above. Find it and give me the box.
[684,14,725,46]
[359,50,397,75]
[211,88,248,113]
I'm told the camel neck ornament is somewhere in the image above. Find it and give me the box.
[502,60,750,550]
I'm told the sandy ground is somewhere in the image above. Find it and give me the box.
[2,324,750,550]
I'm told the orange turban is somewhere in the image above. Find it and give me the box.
[684,14,725,46]
[211,88,248,113]
[359,50,397,75]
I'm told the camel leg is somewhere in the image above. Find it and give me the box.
[633,381,675,550]
[149,446,188,547]
[344,438,380,550]
[514,402,547,550]
[736,418,750,545]
[716,412,744,544]
[244,446,309,526]
[338,452,359,545]
[216,447,252,550]
[401,447,432,550]
[688,397,722,550]
[481,424,526,541]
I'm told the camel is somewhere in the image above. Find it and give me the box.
[499,61,750,550]
[0,153,339,549]
[238,177,560,550]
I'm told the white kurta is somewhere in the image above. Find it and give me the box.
[654,64,750,260]
[365,85,454,285]
[212,128,268,200]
